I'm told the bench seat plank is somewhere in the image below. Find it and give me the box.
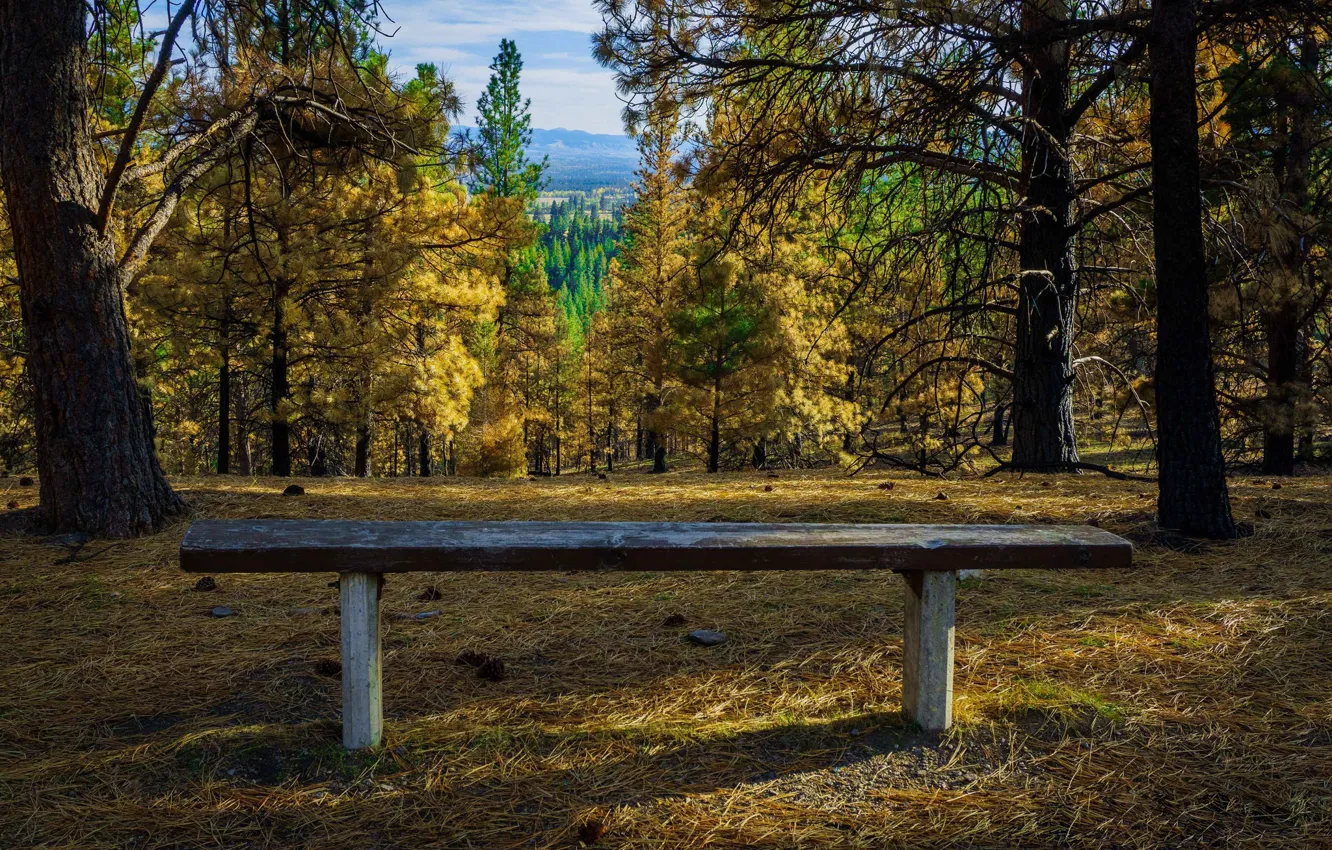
[181,520,1130,574]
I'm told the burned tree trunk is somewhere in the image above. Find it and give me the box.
[0,0,184,536]
[1149,0,1236,538]
[1011,0,1079,470]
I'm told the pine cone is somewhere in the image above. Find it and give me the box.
[456,649,488,668]
[477,658,506,682]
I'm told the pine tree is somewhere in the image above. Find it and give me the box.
[473,39,547,200]
[606,98,690,472]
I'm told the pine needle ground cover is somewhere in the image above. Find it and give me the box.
[1,471,1329,849]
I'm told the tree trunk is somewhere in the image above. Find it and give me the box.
[1262,307,1299,475]
[751,437,767,469]
[991,403,1008,446]
[647,376,667,473]
[418,429,430,477]
[1011,0,1079,470]
[1261,35,1316,476]
[0,0,184,536]
[1149,0,1236,538]
[307,436,328,476]
[234,374,253,476]
[269,285,291,476]
[708,374,722,473]
[355,423,371,477]
[217,348,231,474]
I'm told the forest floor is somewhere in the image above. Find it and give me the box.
[1,469,1329,849]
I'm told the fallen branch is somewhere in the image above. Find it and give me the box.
[983,460,1157,482]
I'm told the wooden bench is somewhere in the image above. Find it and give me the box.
[180,520,1131,749]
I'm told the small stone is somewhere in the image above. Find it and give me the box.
[1271,482,1283,490]
[933,491,949,501]
[687,628,727,647]
[18,476,33,487]
[282,484,305,496]
[662,612,686,627]
[47,531,91,547]
[417,586,442,602]
[5,500,17,510]
[763,484,774,492]
[210,606,235,618]
[878,482,895,491]
[193,576,218,592]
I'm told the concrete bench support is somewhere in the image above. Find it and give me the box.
[901,569,956,731]
[339,571,383,750]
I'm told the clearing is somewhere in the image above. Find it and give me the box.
[1,470,1328,848]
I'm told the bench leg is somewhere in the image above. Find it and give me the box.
[901,570,956,732]
[340,571,383,750]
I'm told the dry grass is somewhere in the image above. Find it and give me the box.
[1,469,1330,849]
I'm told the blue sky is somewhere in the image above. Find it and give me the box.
[374,1,626,135]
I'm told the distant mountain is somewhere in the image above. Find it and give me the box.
[528,127,638,158]
[456,126,639,191]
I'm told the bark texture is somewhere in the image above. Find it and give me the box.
[1149,0,1236,538]
[0,0,185,536]
[1010,0,1080,470]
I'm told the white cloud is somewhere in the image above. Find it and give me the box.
[378,0,604,43]
[375,1,626,135]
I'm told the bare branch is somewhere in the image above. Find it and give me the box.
[96,0,195,234]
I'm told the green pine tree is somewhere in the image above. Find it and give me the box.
[473,39,547,199]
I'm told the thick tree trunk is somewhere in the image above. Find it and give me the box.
[0,0,184,536]
[269,287,291,476]
[418,429,430,477]
[1149,0,1236,538]
[217,349,231,474]
[1011,0,1079,470]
